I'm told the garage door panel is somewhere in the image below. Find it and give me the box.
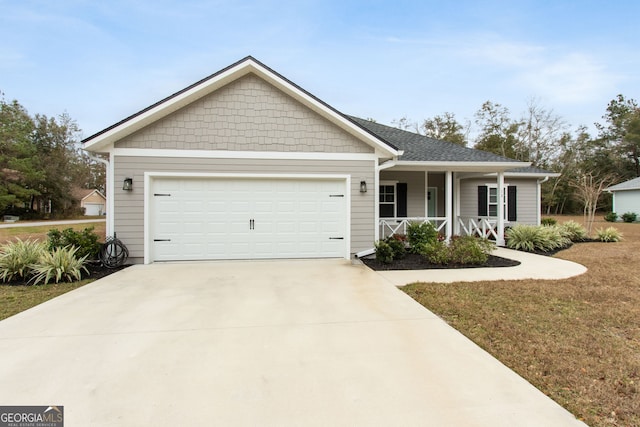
[152,178,346,261]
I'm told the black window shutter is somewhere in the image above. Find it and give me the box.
[397,183,408,217]
[508,186,517,221]
[477,186,488,216]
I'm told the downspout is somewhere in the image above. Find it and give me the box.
[86,151,112,237]
[537,176,549,225]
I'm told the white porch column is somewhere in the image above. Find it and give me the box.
[454,175,461,235]
[497,171,505,246]
[445,171,453,241]
[424,171,429,218]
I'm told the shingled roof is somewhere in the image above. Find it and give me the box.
[606,176,640,192]
[348,116,523,164]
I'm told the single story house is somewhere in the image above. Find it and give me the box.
[83,56,555,264]
[72,188,107,216]
[605,177,640,217]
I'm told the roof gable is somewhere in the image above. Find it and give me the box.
[83,56,398,157]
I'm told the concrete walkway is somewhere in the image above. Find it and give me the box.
[0,260,585,426]
[0,218,105,229]
[375,247,587,286]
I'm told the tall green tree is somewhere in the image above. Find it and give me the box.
[596,94,640,177]
[421,112,468,146]
[473,101,521,159]
[0,97,42,211]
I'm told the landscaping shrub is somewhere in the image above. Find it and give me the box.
[506,224,571,253]
[47,227,102,260]
[449,235,494,265]
[374,240,394,264]
[0,239,47,282]
[385,236,406,260]
[30,246,89,285]
[541,218,557,226]
[621,212,637,223]
[416,240,451,265]
[596,227,623,242]
[604,212,618,222]
[559,220,588,242]
[417,236,494,265]
[406,222,438,252]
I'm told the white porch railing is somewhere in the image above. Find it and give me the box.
[379,217,448,240]
[457,216,499,240]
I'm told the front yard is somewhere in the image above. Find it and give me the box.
[403,216,640,427]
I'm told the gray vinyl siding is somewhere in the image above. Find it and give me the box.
[379,171,426,217]
[459,178,539,225]
[612,190,640,216]
[115,74,374,154]
[114,156,375,262]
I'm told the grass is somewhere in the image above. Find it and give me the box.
[0,221,106,244]
[0,280,92,321]
[0,219,106,321]
[402,216,639,427]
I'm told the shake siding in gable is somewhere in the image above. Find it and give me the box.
[113,156,376,263]
[114,74,374,154]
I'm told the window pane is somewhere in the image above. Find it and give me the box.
[489,205,498,216]
[380,204,394,218]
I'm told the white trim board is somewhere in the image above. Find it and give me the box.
[113,148,379,161]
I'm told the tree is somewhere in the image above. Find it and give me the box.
[0,97,42,212]
[473,101,521,159]
[421,112,468,146]
[517,99,568,168]
[571,172,615,234]
[596,94,640,178]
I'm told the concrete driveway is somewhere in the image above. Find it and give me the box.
[0,260,585,426]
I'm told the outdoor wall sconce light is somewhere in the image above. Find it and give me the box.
[123,178,133,191]
[360,180,367,193]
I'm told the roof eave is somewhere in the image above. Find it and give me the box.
[389,160,531,172]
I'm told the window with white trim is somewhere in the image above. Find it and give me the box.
[379,184,396,218]
[488,186,507,219]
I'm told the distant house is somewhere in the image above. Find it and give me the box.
[82,56,556,264]
[605,177,640,217]
[72,188,106,216]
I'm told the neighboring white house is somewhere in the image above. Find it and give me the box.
[72,188,106,216]
[605,177,640,217]
[82,56,555,264]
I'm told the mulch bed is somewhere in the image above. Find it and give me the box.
[361,252,520,271]
[1,262,130,286]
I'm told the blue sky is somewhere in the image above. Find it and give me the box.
[1,0,638,140]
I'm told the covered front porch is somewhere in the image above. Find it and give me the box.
[376,167,521,246]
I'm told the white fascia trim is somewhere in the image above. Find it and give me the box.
[112,148,379,161]
[392,160,531,172]
[84,59,398,158]
[505,172,561,178]
[143,172,352,264]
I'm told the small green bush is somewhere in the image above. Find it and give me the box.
[416,240,451,265]
[559,220,588,242]
[385,236,406,260]
[406,222,438,252]
[621,212,637,223]
[604,212,618,222]
[374,240,395,264]
[0,239,47,282]
[47,227,102,260]
[541,218,557,226]
[449,236,495,265]
[596,227,623,243]
[30,246,89,285]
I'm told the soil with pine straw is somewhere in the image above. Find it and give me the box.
[361,252,520,270]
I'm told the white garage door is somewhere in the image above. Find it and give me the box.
[84,203,104,216]
[151,177,347,261]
